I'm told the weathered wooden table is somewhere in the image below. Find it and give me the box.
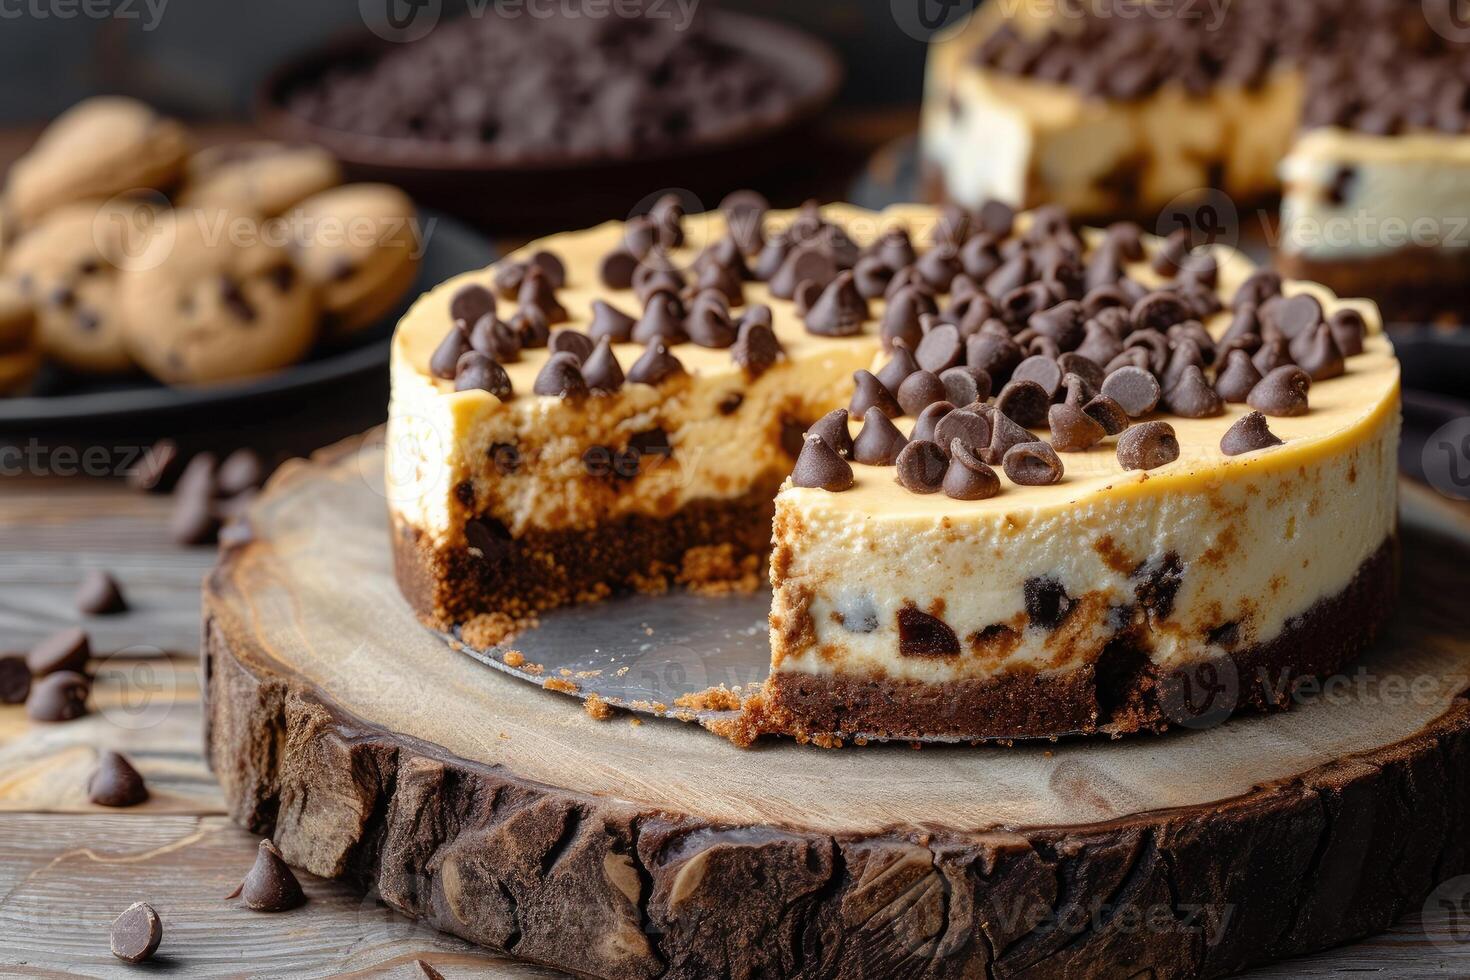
[3,468,1470,977]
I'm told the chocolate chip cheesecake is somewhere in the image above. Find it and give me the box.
[922,0,1470,321]
[387,196,1400,745]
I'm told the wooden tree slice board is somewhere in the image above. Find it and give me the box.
[204,434,1470,980]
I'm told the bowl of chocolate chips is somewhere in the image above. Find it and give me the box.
[258,5,841,231]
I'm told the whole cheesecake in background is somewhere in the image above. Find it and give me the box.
[921,0,1470,323]
[387,195,1400,746]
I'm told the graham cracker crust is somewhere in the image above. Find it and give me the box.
[393,487,778,637]
[754,534,1400,744]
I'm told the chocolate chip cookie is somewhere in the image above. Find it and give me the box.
[177,141,342,217]
[290,183,420,339]
[5,96,189,227]
[119,208,318,384]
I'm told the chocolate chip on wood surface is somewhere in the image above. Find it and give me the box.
[75,569,127,615]
[230,839,306,913]
[89,750,150,807]
[110,902,162,963]
[26,670,90,722]
[27,626,90,676]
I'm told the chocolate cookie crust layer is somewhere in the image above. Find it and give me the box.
[760,534,1398,743]
[393,486,778,635]
[1277,249,1470,325]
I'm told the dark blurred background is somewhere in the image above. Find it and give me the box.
[0,0,927,123]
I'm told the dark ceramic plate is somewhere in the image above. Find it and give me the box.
[255,12,842,233]
[0,210,492,432]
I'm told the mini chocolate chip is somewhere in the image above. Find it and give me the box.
[580,338,624,393]
[1027,300,1084,350]
[808,409,853,458]
[27,670,90,722]
[1252,334,1294,376]
[429,327,472,380]
[1294,324,1346,381]
[939,365,991,406]
[976,199,1015,237]
[695,261,743,306]
[876,342,920,396]
[510,306,550,348]
[771,244,837,300]
[492,262,526,299]
[850,370,902,418]
[897,370,948,416]
[880,286,928,351]
[633,266,684,304]
[1151,229,1190,277]
[1048,402,1106,452]
[89,750,149,807]
[1131,292,1190,334]
[27,627,90,676]
[897,606,960,656]
[721,189,768,254]
[915,245,962,292]
[110,902,162,963]
[1056,352,1105,391]
[852,408,908,465]
[934,408,991,457]
[632,292,687,345]
[853,255,894,299]
[1100,366,1161,418]
[517,267,567,324]
[1003,441,1065,485]
[1329,308,1366,356]
[1025,576,1074,630]
[915,323,963,373]
[943,440,1001,500]
[804,271,868,337]
[599,250,638,290]
[986,410,1032,465]
[731,320,782,377]
[219,277,256,322]
[966,331,1024,383]
[911,401,954,443]
[1215,349,1263,403]
[1268,293,1323,340]
[549,329,595,362]
[75,570,127,615]
[1248,365,1311,417]
[792,434,854,492]
[232,839,306,913]
[1116,421,1180,471]
[896,440,949,493]
[1083,394,1130,435]
[449,284,496,330]
[1161,338,1206,394]
[996,379,1050,428]
[686,298,737,349]
[0,656,30,704]
[1061,372,1097,408]
[1221,411,1285,456]
[455,351,513,398]
[169,488,220,547]
[627,340,685,386]
[1165,365,1225,418]
[1234,269,1282,308]
[1011,355,1063,399]
[532,352,588,398]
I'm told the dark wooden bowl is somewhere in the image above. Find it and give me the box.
[255,12,842,234]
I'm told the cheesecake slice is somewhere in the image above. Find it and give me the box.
[387,199,1399,745]
[921,0,1470,322]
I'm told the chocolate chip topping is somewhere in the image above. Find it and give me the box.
[1221,411,1286,456]
[934,407,991,456]
[686,295,738,348]
[532,351,589,398]
[966,331,1024,383]
[852,407,909,465]
[469,314,522,362]
[75,569,127,615]
[850,369,902,419]
[599,250,638,290]
[1248,365,1312,416]
[803,271,868,337]
[1100,365,1161,418]
[510,306,551,348]
[896,439,949,493]
[1116,420,1180,471]
[808,409,854,458]
[1003,441,1065,486]
[454,352,513,399]
[897,370,948,417]
[943,440,1001,500]
[986,410,1032,465]
[1165,365,1225,418]
[1329,308,1366,356]
[915,323,963,374]
[517,267,567,324]
[580,337,625,393]
[940,365,992,406]
[233,839,306,913]
[27,670,90,722]
[549,328,595,362]
[730,318,782,377]
[1048,402,1107,452]
[995,379,1050,428]
[627,340,685,386]
[1293,323,1346,381]
[1011,354,1063,399]
[110,903,162,963]
[1214,349,1264,403]
[880,286,929,351]
[792,434,854,492]
[1268,293,1324,340]
[89,750,149,807]
[632,291,687,345]
[721,189,769,254]
[1083,394,1130,435]
[1252,333,1295,376]
[429,326,472,380]
[897,607,961,657]
[27,626,90,676]
[911,401,955,443]
[588,299,636,343]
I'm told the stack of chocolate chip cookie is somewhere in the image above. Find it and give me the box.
[0,96,422,392]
